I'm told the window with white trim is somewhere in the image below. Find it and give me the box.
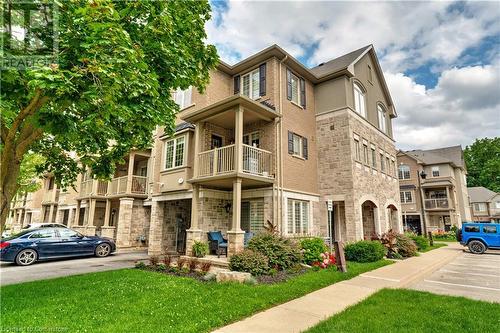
[363,141,369,164]
[474,203,487,212]
[431,166,440,177]
[380,152,385,172]
[495,201,500,209]
[293,133,303,157]
[400,191,413,203]
[371,145,377,168]
[353,83,367,118]
[287,199,309,234]
[399,165,410,180]
[164,136,185,170]
[241,69,260,100]
[290,71,301,105]
[173,87,192,109]
[377,105,387,133]
[243,131,260,148]
[354,136,361,161]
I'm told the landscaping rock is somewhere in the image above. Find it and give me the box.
[216,271,252,283]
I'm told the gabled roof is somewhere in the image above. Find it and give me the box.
[468,186,498,203]
[404,145,465,168]
[216,44,395,114]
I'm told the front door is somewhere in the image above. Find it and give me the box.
[404,215,422,235]
[176,214,190,254]
[211,135,223,149]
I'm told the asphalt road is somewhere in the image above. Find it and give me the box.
[0,250,148,286]
[411,248,500,303]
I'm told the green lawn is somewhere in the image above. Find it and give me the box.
[419,242,448,252]
[1,260,390,333]
[305,289,500,333]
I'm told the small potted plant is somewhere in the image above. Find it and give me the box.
[192,241,209,258]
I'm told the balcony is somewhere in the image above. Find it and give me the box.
[42,189,60,204]
[424,198,449,210]
[79,179,109,197]
[79,176,148,198]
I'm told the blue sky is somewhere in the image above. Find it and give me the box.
[206,1,500,149]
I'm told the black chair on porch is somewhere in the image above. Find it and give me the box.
[207,231,228,258]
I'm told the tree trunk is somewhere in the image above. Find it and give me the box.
[0,147,22,233]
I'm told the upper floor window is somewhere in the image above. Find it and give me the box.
[399,165,411,180]
[431,166,440,177]
[173,87,192,109]
[164,136,185,170]
[287,69,306,108]
[363,141,369,165]
[242,69,260,100]
[380,152,385,172]
[287,199,309,234]
[474,203,487,212]
[243,131,260,148]
[400,191,413,203]
[496,201,500,209]
[353,83,367,118]
[288,131,308,159]
[377,104,387,133]
[371,145,377,168]
[353,135,361,161]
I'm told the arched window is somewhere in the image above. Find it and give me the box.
[353,83,366,118]
[377,104,387,133]
[398,164,410,180]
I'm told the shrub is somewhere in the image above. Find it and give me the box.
[396,234,418,257]
[311,252,336,269]
[149,255,159,266]
[188,259,198,273]
[244,276,258,285]
[202,273,216,282]
[200,262,212,273]
[229,250,269,276]
[345,240,385,262]
[300,238,328,265]
[156,263,167,271]
[406,233,428,251]
[135,261,146,269]
[248,234,302,270]
[192,241,209,258]
[162,255,172,267]
[176,257,186,269]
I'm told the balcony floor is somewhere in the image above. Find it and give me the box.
[189,171,274,190]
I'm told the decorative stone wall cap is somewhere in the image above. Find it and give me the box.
[227,230,246,235]
[216,271,252,283]
[186,229,203,233]
[119,197,135,202]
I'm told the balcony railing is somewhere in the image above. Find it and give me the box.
[424,198,449,210]
[42,189,60,203]
[197,144,273,178]
[109,176,128,195]
[107,175,147,196]
[80,179,108,197]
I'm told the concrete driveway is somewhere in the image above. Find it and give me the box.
[410,248,500,303]
[0,250,148,286]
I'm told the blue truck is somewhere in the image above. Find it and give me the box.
[457,223,500,254]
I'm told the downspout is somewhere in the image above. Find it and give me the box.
[278,55,288,235]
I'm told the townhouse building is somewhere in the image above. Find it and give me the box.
[8,188,43,233]
[397,146,471,234]
[7,44,403,256]
[468,186,500,223]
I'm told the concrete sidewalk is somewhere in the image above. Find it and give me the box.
[213,243,462,333]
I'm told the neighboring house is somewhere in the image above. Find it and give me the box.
[468,186,500,223]
[397,146,472,234]
[7,187,44,233]
[7,44,403,255]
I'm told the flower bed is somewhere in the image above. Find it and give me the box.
[135,256,213,282]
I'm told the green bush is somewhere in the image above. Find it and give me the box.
[396,234,418,257]
[248,234,303,270]
[192,241,209,258]
[300,237,328,265]
[229,250,269,276]
[345,240,385,263]
[406,233,429,251]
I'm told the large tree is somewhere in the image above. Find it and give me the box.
[464,137,500,192]
[0,0,218,230]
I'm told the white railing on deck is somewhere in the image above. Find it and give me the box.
[97,180,108,195]
[216,144,235,174]
[80,180,93,197]
[425,198,449,209]
[198,149,215,177]
[243,144,272,177]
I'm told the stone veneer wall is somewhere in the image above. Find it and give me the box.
[161,200,191,253]
[198,196,232,242]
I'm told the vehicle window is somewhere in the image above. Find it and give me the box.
[58,229,82,238]
[29,229,56,239]
[464,225,480,233]
[483,225,497,234]
[2,230,32,241]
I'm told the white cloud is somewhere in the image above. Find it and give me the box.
[387,64,500,150]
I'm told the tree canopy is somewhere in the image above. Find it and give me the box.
[0,0,219,228]
[464,137,500,192]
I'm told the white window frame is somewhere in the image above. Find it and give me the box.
[287,199,309,234]
[164,135,186,170]
[496,201,500,209]
[353,83,367,118]
[173,86,192,109]
[290,72,301,105]
[243,131,260,148]
[377,104,387,133]
[399,165,411,180]
[292,133,303,157]
[354,136,361,161]
[474,203,487,212]
[400,191,413,203]
[431,166,440,177]
[363,141,369,165]
[371,145,377,168]
[241,68,260,100]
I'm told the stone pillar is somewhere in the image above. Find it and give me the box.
[374,206,381,236]
[67,208,75,227]
[186,185,202,256]
[126,153,135,194]
[74,200,81,226]
[227,178,244,256]
[148,200,165,256]
[116,197,134,247]
[48,205,55,224]
[100,199,115,239]
[86,199,97,236]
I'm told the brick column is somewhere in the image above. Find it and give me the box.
[148,200,165,255]
[116,197,134,247]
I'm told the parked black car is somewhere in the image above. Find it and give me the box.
[0,227,116,266]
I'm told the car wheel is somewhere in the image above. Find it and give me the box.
[468,240,486,254]
[95,243,112,257]
[15,249,38,266]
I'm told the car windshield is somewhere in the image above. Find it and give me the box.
[2,229,34,240]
